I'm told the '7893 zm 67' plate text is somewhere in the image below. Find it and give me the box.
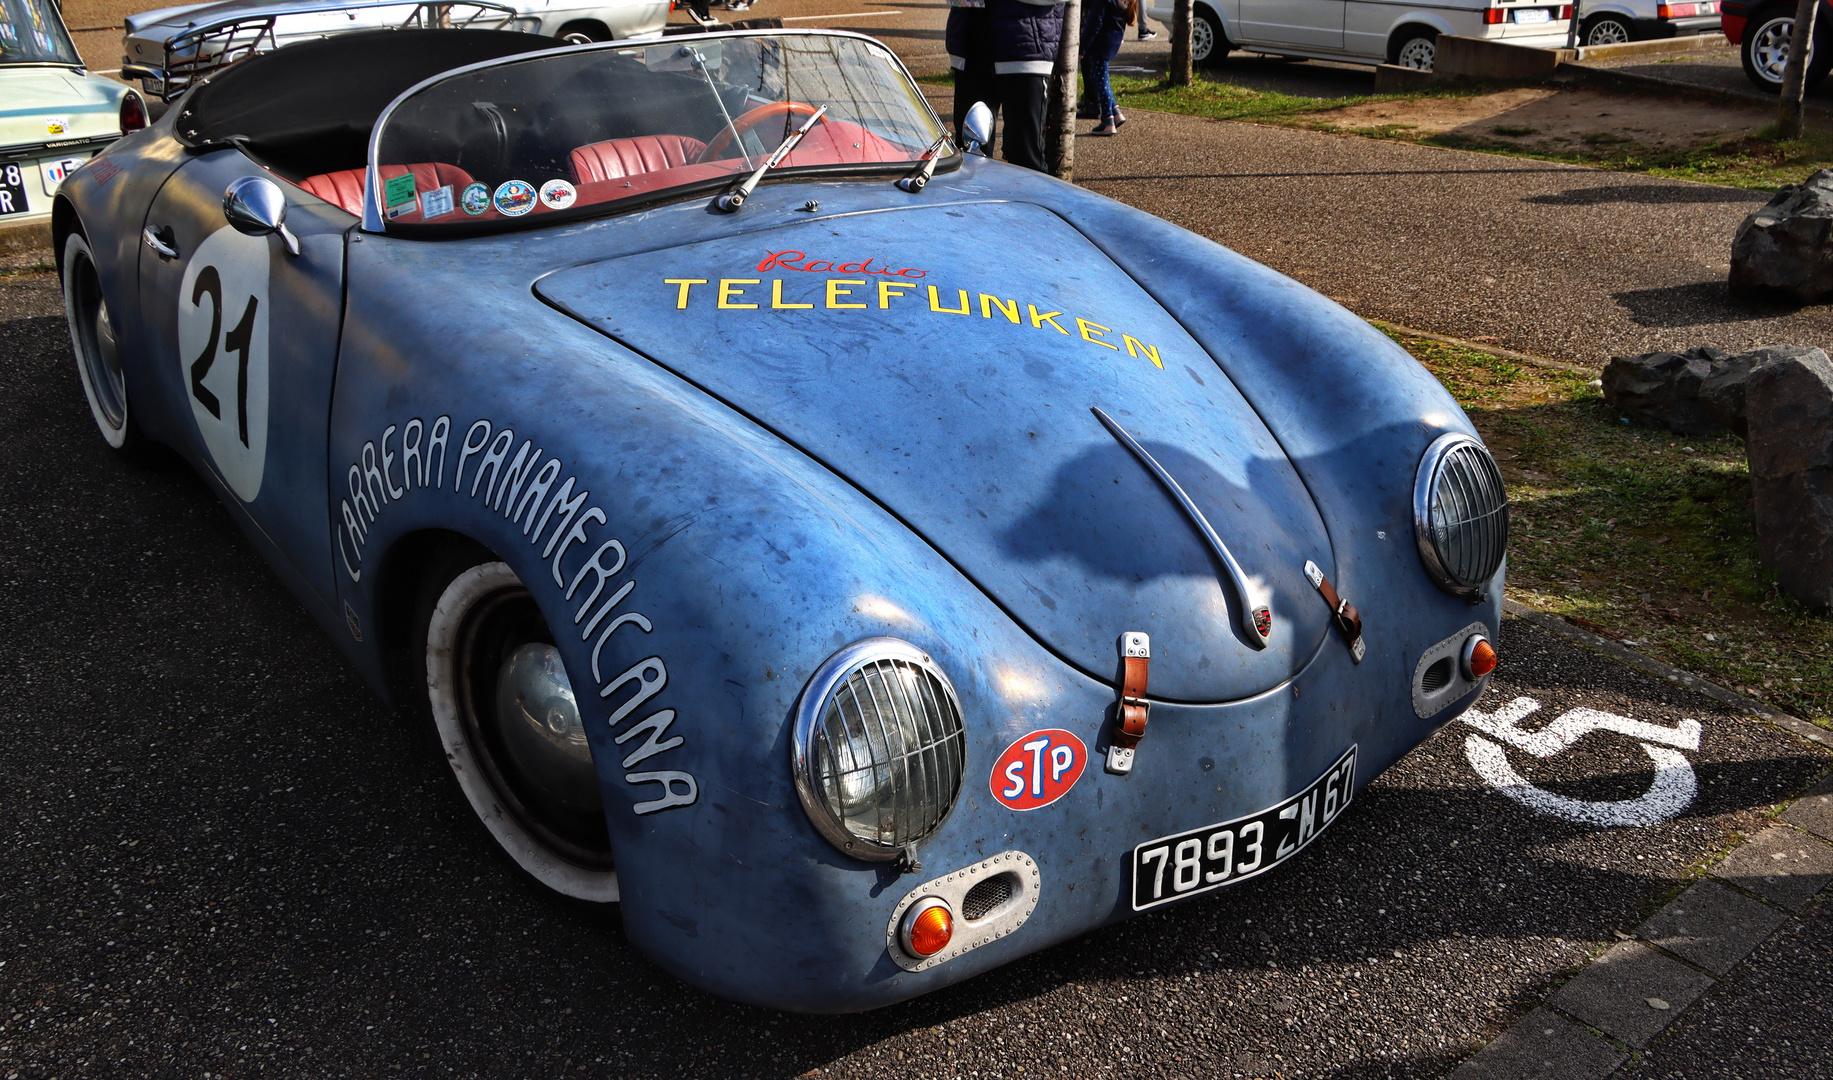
[1131,746,1357,911]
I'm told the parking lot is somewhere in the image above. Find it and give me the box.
[2,263,1828,1075]
[8,2,1833,1077]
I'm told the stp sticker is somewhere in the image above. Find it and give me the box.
[991,729,1087,811]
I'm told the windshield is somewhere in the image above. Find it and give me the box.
[0,0,81,67]
[371,31,944,231]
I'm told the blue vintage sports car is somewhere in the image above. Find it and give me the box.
[53,25,1508,1012]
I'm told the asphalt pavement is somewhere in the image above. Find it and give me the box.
[3,270,1829,1078]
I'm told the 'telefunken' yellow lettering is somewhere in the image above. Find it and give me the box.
[664,275,1166,368]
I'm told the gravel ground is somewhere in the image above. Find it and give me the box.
[1066,112,1833,365]
[2,271,1828,1078]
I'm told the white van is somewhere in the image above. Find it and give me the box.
[1142,0,1575,71]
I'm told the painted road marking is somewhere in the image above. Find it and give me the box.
[1462,697,1701,828]
[780,10,903,19]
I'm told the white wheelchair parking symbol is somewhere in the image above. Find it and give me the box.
[1462,697,1702,827]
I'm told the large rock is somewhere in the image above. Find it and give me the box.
[1747,351,1833,611]
[1731,170,1833,303]
[1700,345,1823,438]
[1601,346,1733,436]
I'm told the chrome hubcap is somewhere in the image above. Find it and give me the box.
[495,642,601,820]
[457,586,613,868]
[1754,18,1801,83]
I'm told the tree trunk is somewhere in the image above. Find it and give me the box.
[1170,0,1193,86]
[1049,0,1082,178]
[1779,0,1820,140]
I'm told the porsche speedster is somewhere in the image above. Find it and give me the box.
[53,25,1508,1012]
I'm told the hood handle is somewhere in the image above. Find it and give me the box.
[1092,407,1272,650]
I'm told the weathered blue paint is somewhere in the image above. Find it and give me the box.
[56,102,1503,1013]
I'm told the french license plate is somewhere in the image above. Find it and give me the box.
[0,161,28,217]
[1515,7,1552,23]
[1130,746,1356,911]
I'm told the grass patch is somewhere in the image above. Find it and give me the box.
[1096,72,1833,190]
[1383,324,1832,726]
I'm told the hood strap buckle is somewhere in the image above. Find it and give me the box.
[1106,632,1151,775]
[1305,561,1366,664]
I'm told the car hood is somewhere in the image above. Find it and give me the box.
[0,68,121,146]
[535,200,1336,703]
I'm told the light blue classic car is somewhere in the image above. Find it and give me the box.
[53,25,1507,1012]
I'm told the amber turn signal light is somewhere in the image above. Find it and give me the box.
[900,898,954,958]
[1461,635,1498,681]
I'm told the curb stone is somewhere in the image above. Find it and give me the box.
[1445,606,1833,1077]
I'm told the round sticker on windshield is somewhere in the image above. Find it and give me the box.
[493,180,536,217]
[539,179,577,210]
[460,182,491,216]
[991,729,1087,811]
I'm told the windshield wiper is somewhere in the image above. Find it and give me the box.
[714,104,828,213]
[896,134,953,193]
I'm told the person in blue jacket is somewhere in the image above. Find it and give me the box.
[990,0,1064,171]
[1082,0,1132,135]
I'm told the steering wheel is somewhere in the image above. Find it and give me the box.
[698,101,823,163]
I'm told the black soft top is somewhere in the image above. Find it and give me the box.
[175,29,554,176]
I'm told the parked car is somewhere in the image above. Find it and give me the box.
[1721,0,1832,91]
[1575,0,1720,45]
[0,0,147,230]
[120,0,669,99]
[53,25,1510,1011]
[1142,0,1573,70]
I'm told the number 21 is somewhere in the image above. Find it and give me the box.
[188,265,259,447]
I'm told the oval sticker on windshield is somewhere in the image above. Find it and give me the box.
[991,729,1087,811]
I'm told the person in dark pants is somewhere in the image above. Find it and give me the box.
[986,0,1063,172]
[1081,0,1133,135]
[945,0,998,144]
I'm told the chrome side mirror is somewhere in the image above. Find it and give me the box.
[223,175,300,255]
[962,101,993,157]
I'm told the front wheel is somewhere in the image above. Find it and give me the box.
[62,229,151,456]
[1194,7,1228,67]
[421,558,619,902]
[1584,16,1634,46]
[1742,7,1833,92]
[1391,30,1437,71]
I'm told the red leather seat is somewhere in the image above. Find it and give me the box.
[296,162,476,217]
[569,135,707,185]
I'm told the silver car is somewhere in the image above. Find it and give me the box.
[121,0,669,99]
[1575,0,1721,45]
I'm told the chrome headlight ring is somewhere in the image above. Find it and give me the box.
[1413,432,1509,598]
[790,638,967,862]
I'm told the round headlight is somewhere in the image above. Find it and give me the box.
[1414,433,1509,596]
[791,638,966,861]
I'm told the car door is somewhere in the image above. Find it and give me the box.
[1236,0,1346,49]
[136,148,347,614]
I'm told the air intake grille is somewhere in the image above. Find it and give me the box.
[1420,437,1509,592]
[1420,657,1453,694]
[962,873,1015,921]
[812,656,965,852]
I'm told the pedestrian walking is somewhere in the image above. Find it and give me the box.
[1135,0,1156,39]
[986,0,1064,172]
[1083,0,1132,135]
[945,0,998,144]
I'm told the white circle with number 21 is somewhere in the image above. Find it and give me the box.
[177,227,270,502]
